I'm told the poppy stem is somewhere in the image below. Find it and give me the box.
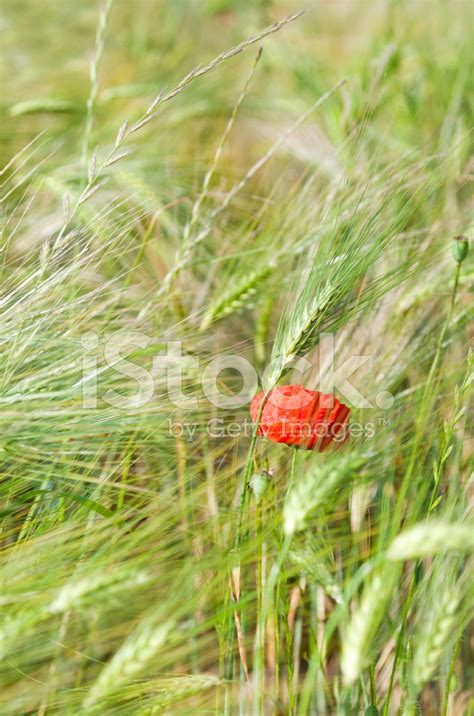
[287,448,298,496]
[235,387,272,550]
[223,386,273,712]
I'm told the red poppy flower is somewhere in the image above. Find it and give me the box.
[250,384,350,452]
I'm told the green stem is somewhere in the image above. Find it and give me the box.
[82,0,114,187]
[224,388,272,714]
[253,535,293,715]
[274,577,281,715]
[287,448,298,495]
[235,389,271,549]
[255,502,264,715]
[392,261,461,532]
[383,571,416,716]
[384,261,461,714]
[286,452,299,715]
[442,622,463,716]
[369,662,376,706]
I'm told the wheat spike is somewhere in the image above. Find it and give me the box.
[341,567,398,685]
[289,537,343,603]
[387,519,474,560]
[200,263,274,329]
[284,453,364,535]
[411,582,461,692]
[84,617,175,708]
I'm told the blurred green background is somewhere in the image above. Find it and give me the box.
[3,0,471,168]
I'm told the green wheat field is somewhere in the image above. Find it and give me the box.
[1,1,473,714]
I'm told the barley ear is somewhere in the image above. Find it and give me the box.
[83,617,175,708]
[341,566,398,686]
[387,519,474,560]
[410,582,462,694]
